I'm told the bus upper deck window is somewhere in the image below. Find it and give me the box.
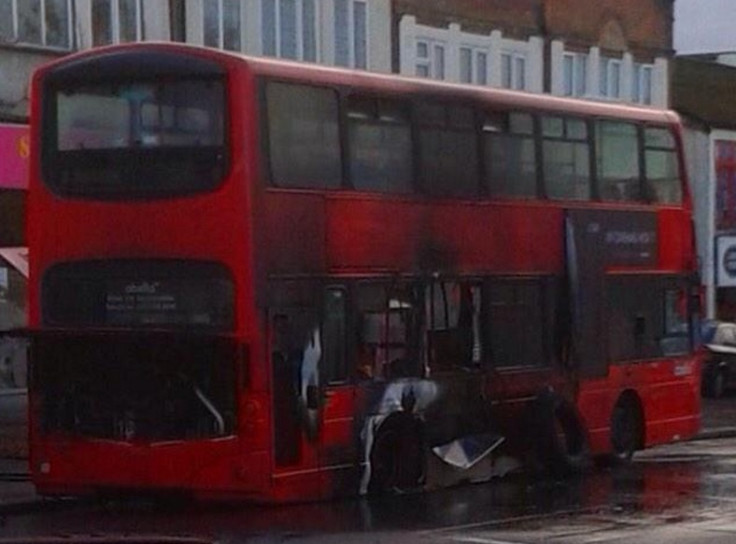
[644,127,682,205]
[596,121,640,203]
[47,78,227,199]
[484,111,537,199]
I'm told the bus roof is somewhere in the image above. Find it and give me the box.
[37,42,677,127]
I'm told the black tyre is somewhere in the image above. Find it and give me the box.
[368,412,425,494]
[528,389,590,477]
[610,395,642,462]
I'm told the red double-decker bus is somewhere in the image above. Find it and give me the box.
[27,43,700,502]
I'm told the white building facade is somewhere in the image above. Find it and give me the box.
[71,0,392,73]
[399,14,667,107]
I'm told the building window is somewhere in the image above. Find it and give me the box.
[335,0,367,69]
[501,52,526,90]
[202,0,241,51]
[92,0,143,46]
[563,52,587,97]
[459,47,489,85]
[633,63,653,105]
[416,39,445,80]
[262,0,317,62]
[0,0,72,49]
[600,57,622,99]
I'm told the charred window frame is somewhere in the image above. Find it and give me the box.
[541,116,591,201]
[267,280,349,385]
[425,279,482,371]
[415,100,479,199]
[354,281,423,381]
[483,111,538,199]
[345,95,414,194]
[484,277,555,369]
[323,286,349,384]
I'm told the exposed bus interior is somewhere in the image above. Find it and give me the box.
[32,333,237,442]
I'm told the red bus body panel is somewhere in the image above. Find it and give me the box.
[26,43,700,502]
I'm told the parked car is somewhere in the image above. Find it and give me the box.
[702,321,736,398]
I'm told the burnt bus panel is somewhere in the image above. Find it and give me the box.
[32,332,237,441]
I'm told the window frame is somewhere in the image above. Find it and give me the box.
[484,276,557,370]
[482,109,539,200]
[263,79,343,190]
[501,51,527,90]
[415,99,480,198]
[261,0,320,62]
[459,45,490,86]
[642,124,682,205]
[600,57,622,99]
[415,38,446,80]
[202,0,242,51]
[541,115,592,201]
[632,62,654,105]
[563,52,588,97]
[92,0,144,46]
[334,0,368,69]
[605,273,693,363]
[43,66,230,200]
[344,93,414,194]
[1,0,74,50]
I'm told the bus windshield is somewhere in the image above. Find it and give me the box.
[57,80,224,150]
[46,78,227,198]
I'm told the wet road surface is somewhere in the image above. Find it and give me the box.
[2,438,736,543]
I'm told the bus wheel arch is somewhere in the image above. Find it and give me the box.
[367,411,426,495]
[610,390,644,461]
[528,389,590,477]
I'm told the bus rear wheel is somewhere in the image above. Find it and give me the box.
[610,394,643,462]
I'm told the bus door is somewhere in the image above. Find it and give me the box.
[315,286,357,496]
[565,209,658,380]
[269,284,356,497]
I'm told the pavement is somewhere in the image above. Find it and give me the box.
[0,396,735,514]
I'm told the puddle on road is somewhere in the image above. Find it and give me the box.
[1,459,708,540]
